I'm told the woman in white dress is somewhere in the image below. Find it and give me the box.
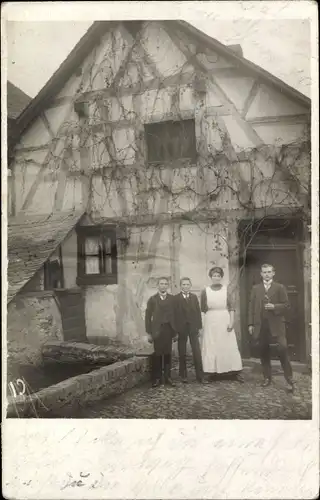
[200,267,244,382]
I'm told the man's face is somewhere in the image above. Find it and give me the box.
[181,280,191,293]
[158,279,169,293]
[260,266,275,282]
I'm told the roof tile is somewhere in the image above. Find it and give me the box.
[7,210,84,304]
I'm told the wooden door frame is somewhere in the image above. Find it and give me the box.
[238,218,306,361]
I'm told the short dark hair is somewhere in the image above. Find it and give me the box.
[158,276,169,284]
[261,263,275,271]
[208,266,224,278]
[180,277,192,285]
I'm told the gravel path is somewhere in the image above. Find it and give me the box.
[75,362,312,420]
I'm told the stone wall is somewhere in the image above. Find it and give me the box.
[7,356,150,418]
[7,293,63,380]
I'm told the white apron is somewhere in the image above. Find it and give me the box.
[201,285,243,373]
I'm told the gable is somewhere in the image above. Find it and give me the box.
[9,21,310,219]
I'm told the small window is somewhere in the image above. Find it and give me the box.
[77,226,117,285]
[145,119,196,164]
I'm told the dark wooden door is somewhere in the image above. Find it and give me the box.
[241,246,305,361]
[54,289,87,342]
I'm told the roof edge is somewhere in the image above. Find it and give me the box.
[10,22,111,152]
[7,210,86,304]
[175,21,310,106]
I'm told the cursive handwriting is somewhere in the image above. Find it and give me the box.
[61,472,106,491]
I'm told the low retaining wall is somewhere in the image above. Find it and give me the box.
[41,340,135,365]
[7,356,150,418]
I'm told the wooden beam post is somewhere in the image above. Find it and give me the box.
[241,80,260,118]
[170,223,181,294]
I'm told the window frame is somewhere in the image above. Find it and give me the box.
[144,118,197,166]
[76,225,118,286]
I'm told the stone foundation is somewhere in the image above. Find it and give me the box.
[7,293,63,379]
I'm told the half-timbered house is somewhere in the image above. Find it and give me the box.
[7,21,311,377]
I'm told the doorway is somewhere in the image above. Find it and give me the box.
[54,288,87,342]
[239,217,305,361]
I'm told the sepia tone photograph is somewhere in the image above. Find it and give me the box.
[5,14,312,421]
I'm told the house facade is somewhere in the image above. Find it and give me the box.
[7,21,311,376]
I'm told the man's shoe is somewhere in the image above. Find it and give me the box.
[196,375,208,384]
[261,378,271,387]
[236,374,245,384]
[285,379,295,393]
[165,378,175,387]
[152,379,161,388]
[181,377,188,384]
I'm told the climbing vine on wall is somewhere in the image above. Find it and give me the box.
[12,22,311,295]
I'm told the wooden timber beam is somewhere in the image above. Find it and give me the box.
[92,205,307,227]
[20,138,67,211]
[15,144,50,154]
[40,112,55,139]
[47,96,74,109]
[74,71,195,103]
[53,139,72,211]
[170,223,181,294]
[241,80,260,118]
[19,48,97,213]
[120,22,163,80]
[247,114,310,125]
[166,26,264,149]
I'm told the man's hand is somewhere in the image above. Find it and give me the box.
[227,323,234,332]
[248,326,254,335]
[147,334,153,344]
[265,303,275,310]
[173,334,178,343]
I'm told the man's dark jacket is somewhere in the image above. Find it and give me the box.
[248,281,290,342]
[145,293,176,339]
[174,292,202,334]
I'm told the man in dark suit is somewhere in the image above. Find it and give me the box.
[145,277,177,387]
[175,277,205,384]
[248,263,294,391]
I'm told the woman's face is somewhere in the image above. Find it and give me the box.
[210,272,222,285]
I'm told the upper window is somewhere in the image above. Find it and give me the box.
[145,119,196,164]
[77,226,117,285]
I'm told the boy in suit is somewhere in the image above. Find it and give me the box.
[248,263,294,392]
[145,277,177,387]
[175,277,205,384]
